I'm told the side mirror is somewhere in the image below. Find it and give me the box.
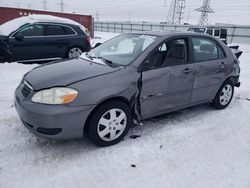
[141,59,152,71]
[15,33,24,41]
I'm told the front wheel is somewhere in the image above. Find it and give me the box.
[86,101,132,147]
[211,80,234,109]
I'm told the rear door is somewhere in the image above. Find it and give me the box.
[9,24,46,61]
[44,24,76,58]
[190,37,228,104]
[140,37,195,119]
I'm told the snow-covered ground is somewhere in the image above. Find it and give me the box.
[0,33,250,188]
[91,31,120,47]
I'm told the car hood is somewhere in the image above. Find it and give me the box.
[25,58,120,90]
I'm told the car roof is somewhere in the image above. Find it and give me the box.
[0,14,86,36]
[23,14,81,25]
[122,31,216,38]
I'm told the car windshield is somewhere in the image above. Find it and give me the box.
[86,34,157,66]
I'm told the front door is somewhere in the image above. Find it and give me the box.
[9,24,46,61]
[140,38,195,119]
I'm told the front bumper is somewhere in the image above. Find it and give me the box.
[14,87,94,140]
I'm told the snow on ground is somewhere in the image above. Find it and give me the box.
[0,33,250,188]
[91,31,120,47]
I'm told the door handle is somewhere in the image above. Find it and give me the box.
[182,68,193,74]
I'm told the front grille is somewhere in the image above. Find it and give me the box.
[21,81,32,98]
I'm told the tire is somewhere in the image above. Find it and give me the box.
[86,101,132,147]
[211,80,234,109]
[67,47,83,58]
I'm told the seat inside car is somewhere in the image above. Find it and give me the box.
[162,44,185,66]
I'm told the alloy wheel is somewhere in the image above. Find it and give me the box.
[68,47,82,58]
[97,108,127,141]
[220,84,233,105]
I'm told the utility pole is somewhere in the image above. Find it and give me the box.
[176,0,185,24]
[195,0,215,25]
[43,0,47,10]
[186,10,190,24]
[95,9,99,22]
[60,0,65,12]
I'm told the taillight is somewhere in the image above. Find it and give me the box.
[86,36,91,44]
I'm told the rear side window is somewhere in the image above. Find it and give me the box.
[191,38,225,62]
[17,24,44,36]
[62,26,75,35]
[45,25,75,36]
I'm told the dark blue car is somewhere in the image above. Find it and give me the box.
[0,15,91,63]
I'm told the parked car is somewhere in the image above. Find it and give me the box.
[188,27,227,44]
[0,15,91,63]
[15,32,241,146]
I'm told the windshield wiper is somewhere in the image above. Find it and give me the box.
[85,53,94,60]
[96,57,114,66]
[85,54,119,67]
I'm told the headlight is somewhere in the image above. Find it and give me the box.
[31,87,78,104]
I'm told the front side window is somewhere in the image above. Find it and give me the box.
[17,24,44,37]
[192,38,225,62]
[144,38,187,70]
[87,34,157,66]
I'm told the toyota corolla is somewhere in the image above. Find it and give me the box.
[15,32,241,146]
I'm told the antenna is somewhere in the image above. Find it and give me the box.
[167,0,186,24]
[195,0,215,25]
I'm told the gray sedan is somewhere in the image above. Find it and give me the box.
[15,32,241,146]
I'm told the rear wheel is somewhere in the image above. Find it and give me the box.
[67,47,82,58]
[211,80,234,109]
[86,101,132,147]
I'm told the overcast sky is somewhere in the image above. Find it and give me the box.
[1,0,250,25]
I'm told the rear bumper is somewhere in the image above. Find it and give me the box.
[15,89,94,140]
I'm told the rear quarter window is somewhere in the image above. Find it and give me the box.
[62,26,75,35]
